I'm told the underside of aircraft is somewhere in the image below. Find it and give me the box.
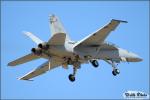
[8,14,142,82]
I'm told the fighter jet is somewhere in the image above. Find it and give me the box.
[8,15,142,82]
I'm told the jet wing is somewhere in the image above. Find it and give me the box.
[100,42,119,50]
[18,57,62,80]
[74,19,127,48]
[8,53,40,66]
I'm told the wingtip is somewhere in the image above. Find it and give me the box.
[17,77,22,80]
[22,31,31,36]
[49,14,55,18]
[17,76,26,80]
[112,19,128,23]
[7,63,11,66]
[22,30,27,34]
[17,77,33,81]
[7,62,15,66]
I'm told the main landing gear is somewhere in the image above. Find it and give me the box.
[68,67,77,82]
[68,55,80,82]
[90,60,99,68]
[68,62,80,82]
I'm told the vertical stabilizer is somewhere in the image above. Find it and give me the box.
[49,15,66,35]
[49,14,70,41]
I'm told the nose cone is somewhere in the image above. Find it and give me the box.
[129,52,143,62]
[135,57,143,62]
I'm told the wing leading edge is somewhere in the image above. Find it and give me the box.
[74,19,127,49]
[8,53,40,66]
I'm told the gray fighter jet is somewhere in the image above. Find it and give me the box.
[8,15,142,82]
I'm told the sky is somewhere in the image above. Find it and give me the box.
[1,1,149,99]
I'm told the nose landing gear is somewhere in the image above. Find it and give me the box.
[111,61,120,76]
[112,68,120,76]
[105,60,120,76]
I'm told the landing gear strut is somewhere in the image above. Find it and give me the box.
[68,67,77,82]
[68,55,80,82]
[104,60,120,76]
[111,61,120,76]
